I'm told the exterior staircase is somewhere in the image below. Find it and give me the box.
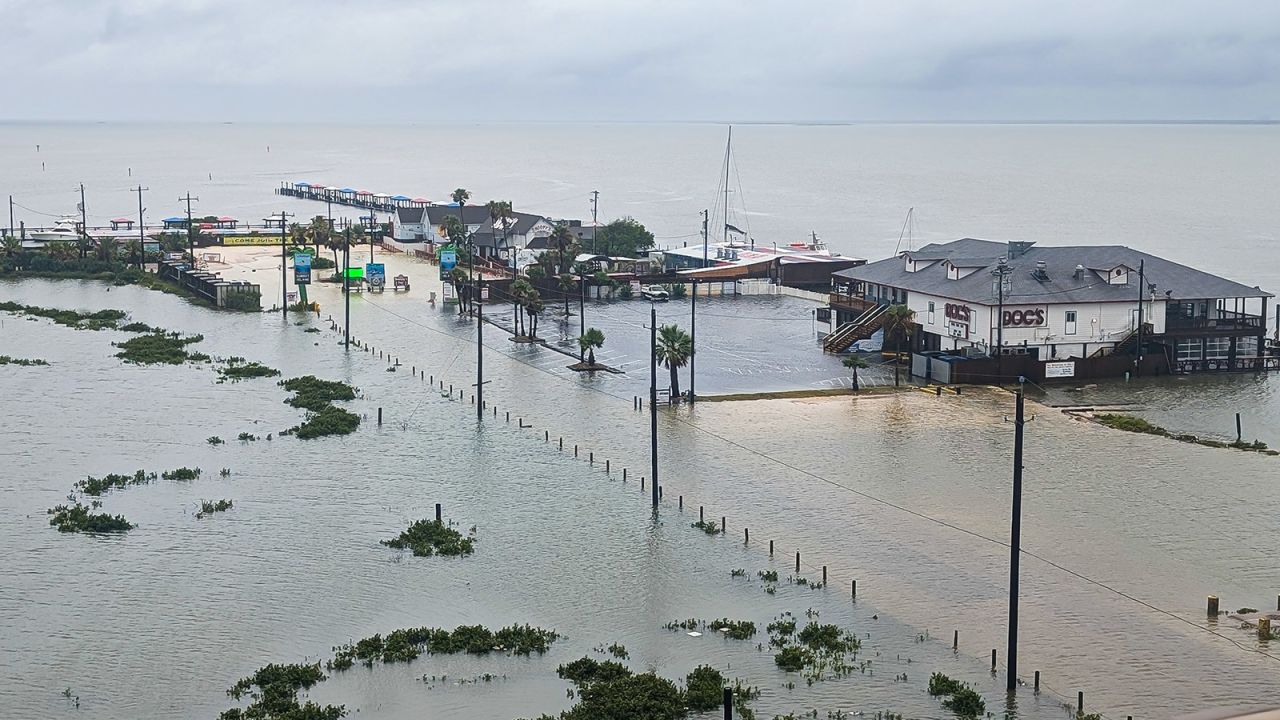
[824,304,889,353]
[1090,323,1150,358]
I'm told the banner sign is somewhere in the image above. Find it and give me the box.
[294,251,312,285]
[345,266,364,279]
[1045,361,1076,379]
[439,247,458,280]
[222,235,286,246]
[366,263,386,289]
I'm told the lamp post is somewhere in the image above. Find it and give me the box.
[1006,388,1027,692]
[650,301,659,507]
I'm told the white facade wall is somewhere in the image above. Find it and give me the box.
[907,289,1166,358]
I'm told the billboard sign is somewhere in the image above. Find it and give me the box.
[294,251,312,285]
[439,247,458,280]
[1045,361,1076,379]
[366,263,386,289]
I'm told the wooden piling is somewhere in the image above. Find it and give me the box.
[721,516,725,532]
[1033,670,1039,691]
[574,444,578,457]
[435,503,442,522]
[953,630,958,650]
[590,452,594,464]
[545,430,549,442]
[722,686,733,720]
[605,460,610,473]
[1259,617,1272,639]
[623,468,628,481]
[744,528,749,543]
[1207,595,1220,616]
[769,540,773,555]
[853,580,857,599]
[1078,692,1084,713]
[822,566,827,585]
[795,551,800,572]
[699,506,704,523]
[641,477,645,491]
[377,407,382,425]
[990,649,996,671]
[559,437,563,450]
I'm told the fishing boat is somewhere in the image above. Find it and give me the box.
[22,217,81,245]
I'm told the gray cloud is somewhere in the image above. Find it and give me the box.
[2,0,1277,121]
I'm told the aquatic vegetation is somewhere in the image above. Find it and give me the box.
[217,358,281,382]
[758,569,779,583]
[0,301,127,330]
[709,619,757,640]
[207,436,225,445]
[76,470,156,496]
[221,662,342,720]
[162,467,201,481]
[1093,413,1272,454]
[289,405,360,439]
[119,321,159,333]
[1237,607,1259,614]
[221,290,261,312]
[730,568,746,578]
[0,355,49,366]
[304,327,321,333]
[942,687,985,718]
[113,330,206,364]
[279,376,357,411]
[691,519,722,535]
[196,499,233,519]
[557,657,633,686]
[797,623,858,653]
[928,672,964,696]
[47,503,133,533]
[561,672,685,720]
[774,646,810,672]
[767,616,797,642]
[237,432,258,442]
[1095,413,1167,435]
[381,518,475,557]
[330,624,560,670]
[684,665,726,711]
[606,642,628,659]
[220,468,232,477]
[664,618,702,631]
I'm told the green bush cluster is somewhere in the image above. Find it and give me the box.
[290,405,360,440]
[557,657,633,686]
[381,518,475,557]
[217,358,280,381]
[0,355,49,366]
[161,467,202,481]
[222,290,261,312]
[221,662,341,720]
[47,503,134,533]
[928,673,985,718]
[329,624,560,670]
[114,330,206,364]
[76,470,157,496]
[1096,413,1272,453]
[0,301,127,330]
[279,376,357,411]
[708,619,757,640]
[196,499,233,519]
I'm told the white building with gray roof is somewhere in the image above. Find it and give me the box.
[828,238,1275,377]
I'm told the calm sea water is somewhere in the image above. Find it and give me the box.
[3,124,1280,718]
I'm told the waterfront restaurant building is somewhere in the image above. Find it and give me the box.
[827,238,1276,378]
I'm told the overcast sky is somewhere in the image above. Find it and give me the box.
[4,0,1277,122]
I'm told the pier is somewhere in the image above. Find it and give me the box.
[275,182,432,213]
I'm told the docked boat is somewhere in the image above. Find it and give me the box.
[23,217,81,244]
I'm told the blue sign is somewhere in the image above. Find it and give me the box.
[439,248,457,280]
[294,252,312,285]
[366,262,386,289]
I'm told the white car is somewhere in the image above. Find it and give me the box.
[640,285,669,301]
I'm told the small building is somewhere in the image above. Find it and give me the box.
[665,240,865,292]
[828,238,1276,379]
[109,218,135,231]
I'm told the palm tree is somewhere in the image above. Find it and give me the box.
[123,239,142,268]
[882,304,916,387]
[305,216,330,255]
[842,355,870,391]
[2,236,22,258]
[655,324,693,401]
[551,221,574,275]
[95,236,119,263]
[579,327,605,367]
[326,231,349,269]
[48,240,77,261]
[510,277,535,337]
[558,272,575,317]
[288,222,307,249]
[526,296,544,339]
[449,266,470,315]
[487,200,513,272]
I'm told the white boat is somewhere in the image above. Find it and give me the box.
[23,217,81,244]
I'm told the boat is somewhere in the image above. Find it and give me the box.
[22,217,81,245]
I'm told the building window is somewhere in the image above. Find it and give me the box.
[1205,337,1231,360]
[927,301,935,325]
[1237,337,1259,357]
[1176,338,1201,361]
[1065,310,1077,335]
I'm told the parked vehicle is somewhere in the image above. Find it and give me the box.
[640,285,669,301]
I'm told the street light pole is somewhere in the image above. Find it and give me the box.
[650,302,659,508]
[690,278,697,404]
[277,211,292,320]
[133,185,148,269]
[578,266,586,360]
[343,225,351,349]
[1006,388,1027,692]
[477,278,484,420]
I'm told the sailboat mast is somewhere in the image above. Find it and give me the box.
[722,125,732,245]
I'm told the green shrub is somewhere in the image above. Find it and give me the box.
[684,665,726,711]
[381,519,475,557]
[942,687,985,718]
[1094,413,1168,436]
[76,470,155,496]
[279,376,357,411]
[218,359,280,381]
[557,657,633,686]
[0,355,49,366]
[563,672,685,720]
[222,289,261,312]
[290,405,360,439]
[161,467,201,481]
[114,330,205,364]
[928,672,965,696]
[196,499,233,519]
[774,646,810,672]
[47,503,133,533]
[708,619,757,640]
[222,662,342,720]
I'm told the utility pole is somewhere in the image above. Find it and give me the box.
[368,211,376,264]
[78,183,88,258]
[133,185,148,269]
[690,278,697,404]
[1006,388,1027,692]
[650,302,659,508]
[701,208,709,267]
[343,225,351,349]
[589,190,599,254]
[1134,259,1145,377]
[579,266,586,359]
[477,278,485,420]
[277,211,292,319]
[991,257,1013,381]
[179,192,198,263]
[7,195,13,240]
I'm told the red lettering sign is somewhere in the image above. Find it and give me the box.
[1001,307,1046,327]
[944,303,971,323]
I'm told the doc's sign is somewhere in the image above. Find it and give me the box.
[1001,306,1047,328]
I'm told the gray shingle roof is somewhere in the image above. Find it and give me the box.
[837,238,1271,304]
[424,206,492,225]
[396,207,424,224]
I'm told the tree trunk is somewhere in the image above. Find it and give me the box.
[894,332,902,387]
[669,363,681,402]
[852,367,859,391]
[588,348,595,366]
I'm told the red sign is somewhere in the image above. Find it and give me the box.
[944,303,972,323]
[1002,307,1046,327]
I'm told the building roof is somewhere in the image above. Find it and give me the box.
[424,205,492,225]
[835,238,1272,304]
[396,207,424,224]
